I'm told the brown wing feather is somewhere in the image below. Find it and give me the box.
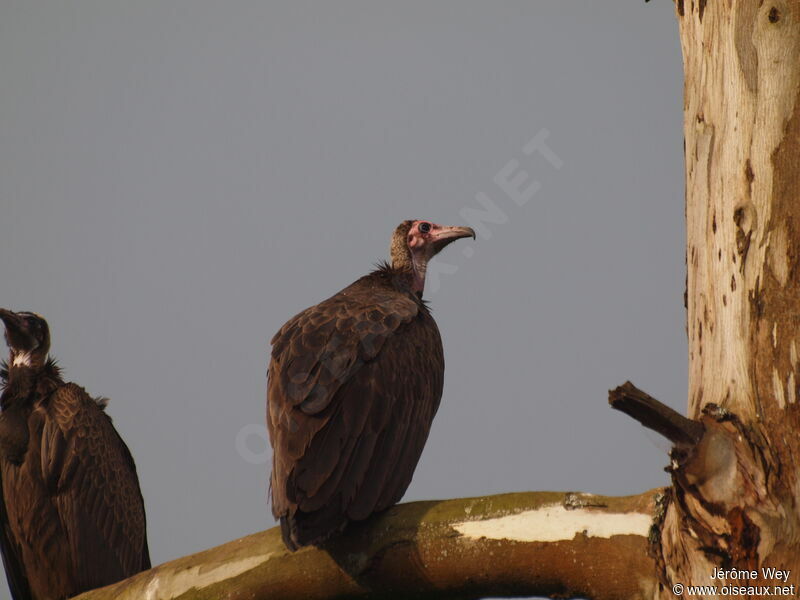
[269,279,420,506]
[268,274,444,548]
[40,383,150,589]
[0,469,32,600]
[338,315,443,521]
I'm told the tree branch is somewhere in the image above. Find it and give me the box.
[609,381,703,447]
[73,490,663,600]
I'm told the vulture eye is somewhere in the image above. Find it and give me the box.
[418,222,431,233]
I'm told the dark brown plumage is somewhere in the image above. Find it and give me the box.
[0,309,150,600]
[268,220,474,550]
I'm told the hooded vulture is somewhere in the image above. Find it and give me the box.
[0,309,150,600]
[268,219,475,550]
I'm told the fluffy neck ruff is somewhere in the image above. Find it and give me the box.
[389,220,428,295]
[11,352,32,368]
[0,356,62,407]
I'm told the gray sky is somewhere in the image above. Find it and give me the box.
[0,2,684,597]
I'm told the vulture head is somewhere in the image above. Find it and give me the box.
[0,309,51,368]
[390,220,475,295]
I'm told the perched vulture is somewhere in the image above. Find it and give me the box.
[268,219,475,550]
[0,309,150,600]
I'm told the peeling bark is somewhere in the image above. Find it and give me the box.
[72,491,661,600]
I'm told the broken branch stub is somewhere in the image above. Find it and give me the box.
[609,381,704,447]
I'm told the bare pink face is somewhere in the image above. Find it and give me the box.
[406,220,475,258]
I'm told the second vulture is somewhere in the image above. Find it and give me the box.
[0,309,149,600]
[268,219,475,550]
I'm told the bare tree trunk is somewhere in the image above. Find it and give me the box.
[653,0,800,596]
[70,3,800,599]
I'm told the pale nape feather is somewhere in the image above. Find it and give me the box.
[10,353,31,368]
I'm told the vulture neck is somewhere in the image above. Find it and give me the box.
[1,357,61,409]
[390,248,428,297]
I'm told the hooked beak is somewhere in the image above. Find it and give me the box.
[0,309,36,352]
[431,225,476,253]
